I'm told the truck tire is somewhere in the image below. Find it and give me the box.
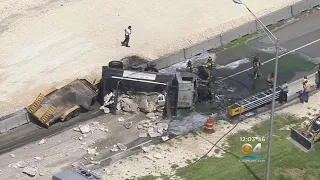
[72,108,81,117]
[64,112,73,121]
[109,61,123,69]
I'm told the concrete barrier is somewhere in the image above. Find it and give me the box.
[257,6,292,30]
[0,109,30,134]
[292,0,320,16]
[184,36,221,59]
[221,21,257,45]
[154,49,186,69]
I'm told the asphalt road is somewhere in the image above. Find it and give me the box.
[1,6,320,168]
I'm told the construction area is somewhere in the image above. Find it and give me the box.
[0,0,320,180]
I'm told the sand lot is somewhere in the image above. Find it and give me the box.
[0,0,299,116]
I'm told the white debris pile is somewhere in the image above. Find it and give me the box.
[101,92,166,115]
[141,145,163,161]
[137,117,169,140]
[74,122,109,136]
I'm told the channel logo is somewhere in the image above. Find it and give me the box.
[240,143,264,159]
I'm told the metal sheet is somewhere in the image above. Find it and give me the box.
[123,70,157,80]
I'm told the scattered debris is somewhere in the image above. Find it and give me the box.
[148,127,161,137]
[103,107,110,114]
[78,137,84,141]
[39,172,44,176]
[123,121,133,129]
[161,136,169,141]
[10,154,15,158]
[73,127,80,132]
[90,161,101,165]
[146,113,157,119]
[79,124,91,134]
[22,167,37,177]
[87,148,97,155]
[82,142,87,145]
[139,132,148,138]
[95,153,99,156]
[34,157,42,161]
[118,117,125,122]
[119,97,139,113]
[279,124,296,131]
[144,154,154,161]
[111,145,119,152]
[117,143,127,151]
[142,145,155,153]
[38,139,46,145]
[153,153,162,159]
[71,162,84,167]
[301,120,311,127]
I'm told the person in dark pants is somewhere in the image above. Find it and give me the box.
[279,81,288,103]
[300,76,311,103]
[121,26,132,47]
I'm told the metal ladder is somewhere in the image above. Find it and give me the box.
[234,86,282,113]
[40,105,56,127]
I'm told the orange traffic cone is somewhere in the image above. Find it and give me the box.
[205,116,215,134]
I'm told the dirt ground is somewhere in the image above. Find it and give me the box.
[0,0,299,117]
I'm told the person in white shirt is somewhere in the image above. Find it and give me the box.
[121,26,132,47]
[279,81,288,103]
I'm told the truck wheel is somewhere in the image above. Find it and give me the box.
[64,112,73,121]
[72,108,81,117]
[109,61,123,69]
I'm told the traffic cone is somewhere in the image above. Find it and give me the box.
[205,116,215,134]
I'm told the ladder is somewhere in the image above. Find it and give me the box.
[27,94,45,113]
[228,86,282,117]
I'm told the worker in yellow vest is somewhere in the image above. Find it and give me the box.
[267,72,274,89]
[203,57,214,80]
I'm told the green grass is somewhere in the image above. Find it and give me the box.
[216,33,257,54]
[138,114,320,180]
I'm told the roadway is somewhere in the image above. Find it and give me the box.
[0,8,320,179]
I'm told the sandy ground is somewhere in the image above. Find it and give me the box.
[0,91,319,180]
[0,0,300,117]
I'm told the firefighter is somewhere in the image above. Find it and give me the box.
[252,55,262,79]
[267,72,274,89]
[187,60,193,73]
[203,57,214,80]
[144,62,159,72]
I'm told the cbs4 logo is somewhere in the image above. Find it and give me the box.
[241,143,262,155]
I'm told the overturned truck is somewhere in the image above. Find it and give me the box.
[98,65,179,117]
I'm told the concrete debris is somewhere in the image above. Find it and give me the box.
[98,125,108,132]
[161,136,169,141]
[120,97,139,113]
[81,142,87,145]
[71,162,84,167]
[158,123,168,130]
[78,137,84,141]
[144,154,154,161]
[137,125,143,130]
[146,113,157,119]
[87,148,97,155]
[103,107,110,114]
[142,145,155,153]
[117,143,127,151]
[83,134,88,138]
[79,124,90,134]
[153,153,162,159]
[118,117,125,122]
[100,106,105,110]
[244,112,255,117]
[90,158,94,160]
[139,99,156,113]
[90,161,101,165]
[16,161,28,168]
[73,127,80,132]
[148,127,161,137]
[84,157,88,160]
[38,139,46,145]
[111,145,119,152]
[104,92,115,106]
[34,156,42,161]
[22,167,37,177]
[279,124,296,131]
[123,121,133,129]
[10,154,15,158]
[92,122,100,126]
[95,153,99,156]
[39,172,44,176]
[139,132,148,138]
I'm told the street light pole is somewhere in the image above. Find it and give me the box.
[232,1,279,179]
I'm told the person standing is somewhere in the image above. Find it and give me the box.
[279,81,288,103]
[121,26,132,47]
[301,76,311,103]
[252,55,262,80]
[267,72,274,89]
[203,57,214,80]
[187,60,193,73]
